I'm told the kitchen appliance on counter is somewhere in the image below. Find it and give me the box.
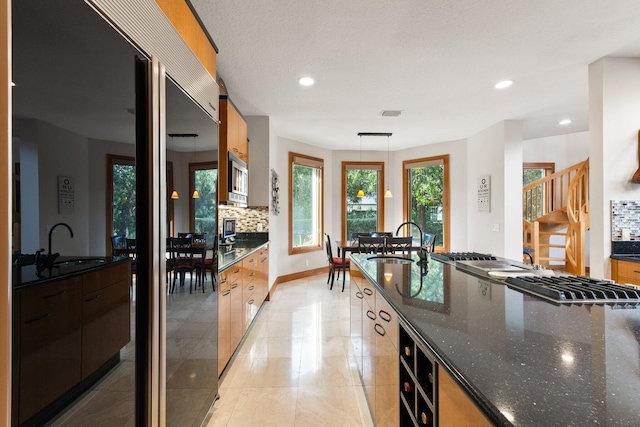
[505,275,640,306]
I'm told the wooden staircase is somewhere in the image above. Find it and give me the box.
[523,159,589,274]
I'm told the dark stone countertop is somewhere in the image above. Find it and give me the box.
[350,253,640,426]
[218,239,269,272]
[13,256,131,290]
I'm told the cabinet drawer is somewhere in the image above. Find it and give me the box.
[21,276,82,315]
[227,264,243,284]
[616,260,640,284]
[83,262,130,294]
[243,254,258,283]
[218,270,231,292]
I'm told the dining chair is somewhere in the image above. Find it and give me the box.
[422,234,437,253]
[197,235,217,292]
[170,237,199,293]
[358,236,386,254]
[325,233,350,290]
[385,236,413,254]
[110,235,128,257]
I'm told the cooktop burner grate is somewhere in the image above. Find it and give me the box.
[430,252,497,262]
[505,275,640,305]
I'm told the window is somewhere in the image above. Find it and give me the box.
[107,155,136,245]
[189,161,218,238]
[523,162,554,220]
[107,155,177,249]
[289,152,324,254]
[342,162,385,241]
[403,155,449,251]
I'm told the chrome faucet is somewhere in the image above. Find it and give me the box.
[48,222,74,257]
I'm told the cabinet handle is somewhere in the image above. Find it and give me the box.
[249,259,255,263]
[366,310,376,320]
[233,268,241,274]
[249,272,255,277]
[634,270,640,274]
[374,323,386,336]
[219,278,228,284]
[85,294,101,302]
[44,289,67,299]
[355,291,363,299]
[249,285,255,291]
[231,283,239,289]
[222,290,231,296]
[363,288,373,296]
[25,312,52,324]
[378,309,391,322]
[248,299,254,305]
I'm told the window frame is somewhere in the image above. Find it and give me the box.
[341,161,385,242]
[402,154,450,252]
[289,152,324,255]
[188,160,218,234]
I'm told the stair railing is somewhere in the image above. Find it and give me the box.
[564,159,590,275]
[522,161,586,222]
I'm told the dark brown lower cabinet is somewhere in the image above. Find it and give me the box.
[14,261,131,426]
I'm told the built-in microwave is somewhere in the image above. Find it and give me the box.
[228,152,248,206]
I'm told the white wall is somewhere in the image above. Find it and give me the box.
[589,57,640,278]
[246,116,270,208]
[466,120,523,259]
[523,131,589,170]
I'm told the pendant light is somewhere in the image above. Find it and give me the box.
[384,134,393,198]
[169,135,179,199]
[356,134,365,198]
[192,134,199,198]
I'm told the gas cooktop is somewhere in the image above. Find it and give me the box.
[430,252,497,263]
[505,275,640,306]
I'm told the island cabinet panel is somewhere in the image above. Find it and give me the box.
[228,266,244,355]
[18,277,83,424]
[611,259,640,286]
[81,279,130,379]
[351,264,400,427]
[438,365,492,427]
[217,272,232,376]
[242,253,258,331]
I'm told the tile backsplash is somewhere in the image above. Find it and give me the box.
[219,205,269,233]
[611,200,640,240]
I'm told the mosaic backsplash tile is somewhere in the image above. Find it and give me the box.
[611,200,640,241]
[219,205,269,234]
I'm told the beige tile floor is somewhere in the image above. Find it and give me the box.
[205,274,374,427]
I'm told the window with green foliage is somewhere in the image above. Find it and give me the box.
[403,155,449,250]
[342,162,384,241]
[289,152,323,254]
[109,156,136,238]
[190,162,218,239]
[522,162,554,220]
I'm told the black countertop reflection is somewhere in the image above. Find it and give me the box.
[218,239,268,272]
[13,256,131,290]
[350,253,640,426]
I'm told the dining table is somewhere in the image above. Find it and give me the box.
[336,239,426,290]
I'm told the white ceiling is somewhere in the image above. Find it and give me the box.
[191,0,640,151]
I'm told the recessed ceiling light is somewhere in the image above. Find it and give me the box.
[559,119,572,125]
[495,80,513,89]
[298,77,314,86]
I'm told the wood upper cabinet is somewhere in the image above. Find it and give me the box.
[219,96,248,204]
[611,259,640,286]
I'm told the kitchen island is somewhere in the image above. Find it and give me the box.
[350,253,640,426]
[12,256,131,426]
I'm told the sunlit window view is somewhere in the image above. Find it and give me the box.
[406,157,447,248]
[111,160,136,238]
[192,166,218,238]
[344,164,383,240]
[290,153,323,252]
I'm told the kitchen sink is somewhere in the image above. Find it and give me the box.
[367,255,414,264]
